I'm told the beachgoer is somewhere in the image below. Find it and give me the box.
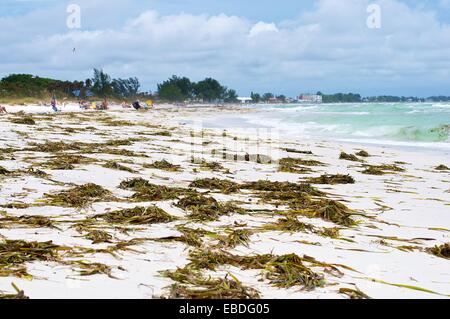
[132,100,141,110]
[101,98,109,110]
[0,105,7,114]
[51,95,58,112]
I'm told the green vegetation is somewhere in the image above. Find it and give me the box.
[157,75,238,103]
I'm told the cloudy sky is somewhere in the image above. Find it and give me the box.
[1,0,450,97]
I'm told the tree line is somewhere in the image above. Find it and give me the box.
[157,75,238,103]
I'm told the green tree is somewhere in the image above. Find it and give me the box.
[224,89,238,103]
[91,69,112,97]
[157,75,193,102]
[194,78,226,102]
[251,92,261,103]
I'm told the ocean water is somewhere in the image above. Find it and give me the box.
[204,103,450,152]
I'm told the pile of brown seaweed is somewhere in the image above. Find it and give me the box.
[44,183,113,207]
[189,178,240,194]
[119,178,184,201]
[306,174,355,185]
[176,193,244,221]
[94,206,175,225]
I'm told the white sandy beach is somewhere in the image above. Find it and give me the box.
[0,104,449,299]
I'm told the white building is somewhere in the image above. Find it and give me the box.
[237,97,253,104]
[298,94,322,103]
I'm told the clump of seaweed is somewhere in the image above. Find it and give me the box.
[94,206,174,225]
[156,226,208,247]
[262,216,315,233]
[339,287,371,299]
[67,260,115,278]
[119,178,184,201]
[278,158,321,174]
[144,160,181,172]
[339,152,361,162]
[0,240,68,278]
[28,141,82,153]
[435,165,449,171]
[362,164,405,175]
[189,178,240,194]
[0,166,10,175]
[176,193,244,221]
[84,230,113,244]
[290,199,357,227]
[200,160,224,171]
[264,254,325,289]
[185,250,326,290]
[103,161,137,173]
[355,150,370,157]
[217,229,252,248]
[306,174,355,185]
[283,148,313,155]
[0,214,56,229]
[44,183,112,208]
[0,283,29,299]
[150,131,172,137]
[427,243,450,259]
[43,154,95,170]
[167,273,260,299]
[11,116,36,125]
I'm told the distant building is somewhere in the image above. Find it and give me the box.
[298,94,322,104]
[237,97,253,104]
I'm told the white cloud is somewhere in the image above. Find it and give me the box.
[1,0,450,96]
[249,22,279,37]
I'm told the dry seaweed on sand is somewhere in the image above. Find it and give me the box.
[339,152,361,162]
[0,166,11,175]
[306,174,355,185]
[435,165,449,171]
[95,206,174,225]
[339,287,371,299]
[42,154,96,170]
[189,178,240,194]
[119,178,185,201]
[0,240,69,278]
[283,148,313,155]
[355,150,370,157]
[264,254,325,290]
[166,273,260,299]
[44,183,113,208]
[0,214,57,229]
[83,229,113,244]
[66,260,115,278]
[10,116,36,125]
[156,226,208,247]
[361,164,405,175]
[427,243,450,259]
[261,216,315,233]
[102,161,137,173]
[200,160,224,171]
[27,141,82,153]
[176,193,245,221]
[289,199,357,227]
[144,159,181,172]
[278,158,322,174]
[0,283,29,299]
[216,229,252,248]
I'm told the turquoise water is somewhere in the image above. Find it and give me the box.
[236,103,450,150]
